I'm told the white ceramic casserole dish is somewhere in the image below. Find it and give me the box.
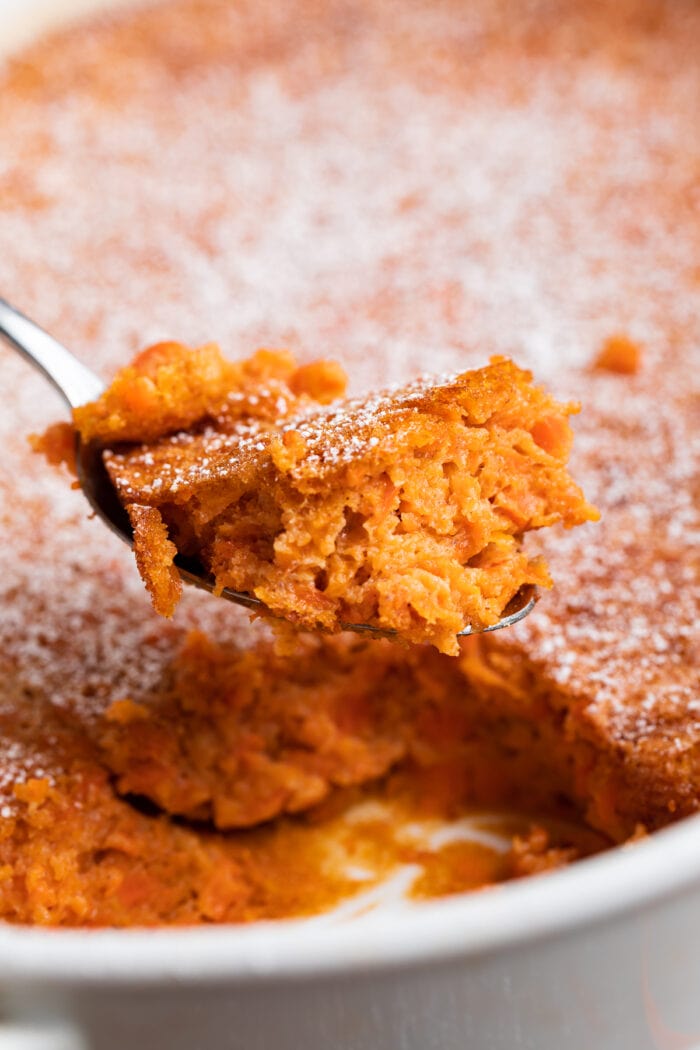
[0,3,699,1049]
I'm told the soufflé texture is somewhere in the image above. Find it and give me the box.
[63,344,597,654]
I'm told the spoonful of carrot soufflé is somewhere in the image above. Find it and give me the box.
[1,296,597,655]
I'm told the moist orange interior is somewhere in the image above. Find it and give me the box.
[0,0,697,927]
[0,627,610,926]
[69,345,596,655]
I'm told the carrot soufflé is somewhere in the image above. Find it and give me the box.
[58,344,597,654]
[0,0,698,925]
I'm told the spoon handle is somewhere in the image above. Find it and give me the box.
[0,297,104,409]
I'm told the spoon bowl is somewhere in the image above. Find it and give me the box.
[3,295,538,638]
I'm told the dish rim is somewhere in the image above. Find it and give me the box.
[0,813,699,983]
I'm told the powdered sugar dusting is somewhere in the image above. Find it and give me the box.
[0,0,697,813]
[107,367,469,498]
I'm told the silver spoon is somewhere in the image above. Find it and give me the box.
[0,296,537,638]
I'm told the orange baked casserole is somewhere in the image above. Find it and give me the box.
[0,0,697,926]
